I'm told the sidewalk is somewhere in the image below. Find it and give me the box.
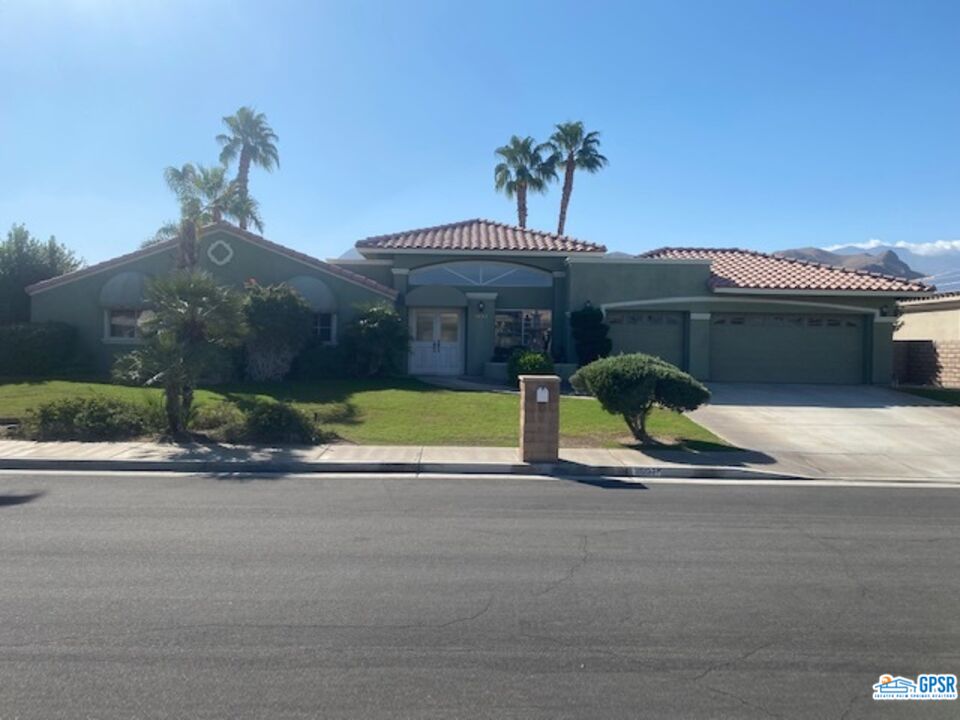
[0,439,807,480]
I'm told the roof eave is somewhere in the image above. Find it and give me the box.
[711,287,934,298]
[28,223,398,300]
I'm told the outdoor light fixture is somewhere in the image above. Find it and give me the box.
[478,301,485,312]
[879,305,890,317]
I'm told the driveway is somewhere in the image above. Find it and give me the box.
[692,384,960,481]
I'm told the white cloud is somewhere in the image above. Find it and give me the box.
[825,238,960,256]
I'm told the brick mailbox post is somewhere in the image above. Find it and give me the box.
[518,375,561,463]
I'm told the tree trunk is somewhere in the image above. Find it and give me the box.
[557,156,576,235]
[236,148,252,230]
[164,384,183,435]
[182,385,194,425]
[517,183,528,228]
[623,410,653,445]
[177,218,198,270]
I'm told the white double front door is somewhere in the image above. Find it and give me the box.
[409,308,462,375]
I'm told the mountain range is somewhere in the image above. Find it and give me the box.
[777,245,960,292]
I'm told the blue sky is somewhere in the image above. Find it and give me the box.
[2,0,958,264]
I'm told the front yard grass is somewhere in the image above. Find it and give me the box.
[0,377,729,449]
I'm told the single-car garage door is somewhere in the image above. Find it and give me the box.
[710,313,865,384]
[606,310,685,367]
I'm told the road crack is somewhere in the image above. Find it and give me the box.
[691,639,776,681]
[533,534,590,597]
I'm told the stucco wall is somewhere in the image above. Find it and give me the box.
[896,302,960,341]
[30,228,394,374]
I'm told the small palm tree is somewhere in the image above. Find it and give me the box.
[113,272,247,435]
[494,136,556,228]
[545,122,607,235]
[216,107,279,230]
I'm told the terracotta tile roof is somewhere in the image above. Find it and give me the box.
[355,218,606,253]
[27,223,398,299]
[640,247,934,294]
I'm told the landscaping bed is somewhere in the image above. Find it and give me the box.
[0,377,729,449]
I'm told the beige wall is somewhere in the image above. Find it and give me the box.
[896,302,960,341]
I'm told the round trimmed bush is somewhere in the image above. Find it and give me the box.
[241,400,322,444]
[506,348,555,387]
[570,353,710,443]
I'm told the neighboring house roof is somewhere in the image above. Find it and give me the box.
[355,218,607,254]
[641,247,934,294]
[900,290,960,305]
[26,223,398,299]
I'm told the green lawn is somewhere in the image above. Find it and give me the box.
[897,386,960,406]
[0,377,729,449]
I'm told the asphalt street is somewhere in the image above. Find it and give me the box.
[0,472,957,719]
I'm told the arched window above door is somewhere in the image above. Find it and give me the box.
[409,261,552,288]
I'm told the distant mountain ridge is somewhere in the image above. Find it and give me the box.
[775,247,925,281]
[826,243,960,292]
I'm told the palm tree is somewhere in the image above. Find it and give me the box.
[544,122,607,235]
[225,191,264,234]
[159,161,265,264]
[494,136,556,228]
[112,272,247,434]
[216,107,279,230]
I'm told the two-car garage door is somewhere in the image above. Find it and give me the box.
[709,313,865,384]
[606,310,867,384]
[606,310,685,367]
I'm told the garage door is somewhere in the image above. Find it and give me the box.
[710,313,865,384]
[606,310,685,367]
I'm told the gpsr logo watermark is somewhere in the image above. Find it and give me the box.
[872,674,957,701]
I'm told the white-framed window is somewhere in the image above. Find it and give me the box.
[493,308,552,359]
[409,261,552,288]
[103,309,147,343]
[313,312,337,344]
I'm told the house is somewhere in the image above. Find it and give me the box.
[26,219,932,383]
[873,676,917,694]
[894,292,960,387]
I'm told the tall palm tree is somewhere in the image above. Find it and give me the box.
[159,161,265,263]
[545,122,607,235]
[216,107,279,230]
[494,136,556,228]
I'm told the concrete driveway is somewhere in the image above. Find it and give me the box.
[692,384,960,481]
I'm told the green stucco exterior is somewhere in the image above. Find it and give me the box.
[28,226,905,385]
[29,228,394,373]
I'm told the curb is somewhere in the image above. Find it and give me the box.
[0,457,807,481]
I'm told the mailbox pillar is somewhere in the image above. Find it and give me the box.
[518,375,560,463]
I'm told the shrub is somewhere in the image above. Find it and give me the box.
[240,400,322,444]
[243,282,314,382]
[0,322,90,377]
[20,396,160,441]
[190,401,246,433]
[340,304,409,377]
[290,340,348,381]
[570,353,710,443]
[506,348,555,387]
[569,304,611,366]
